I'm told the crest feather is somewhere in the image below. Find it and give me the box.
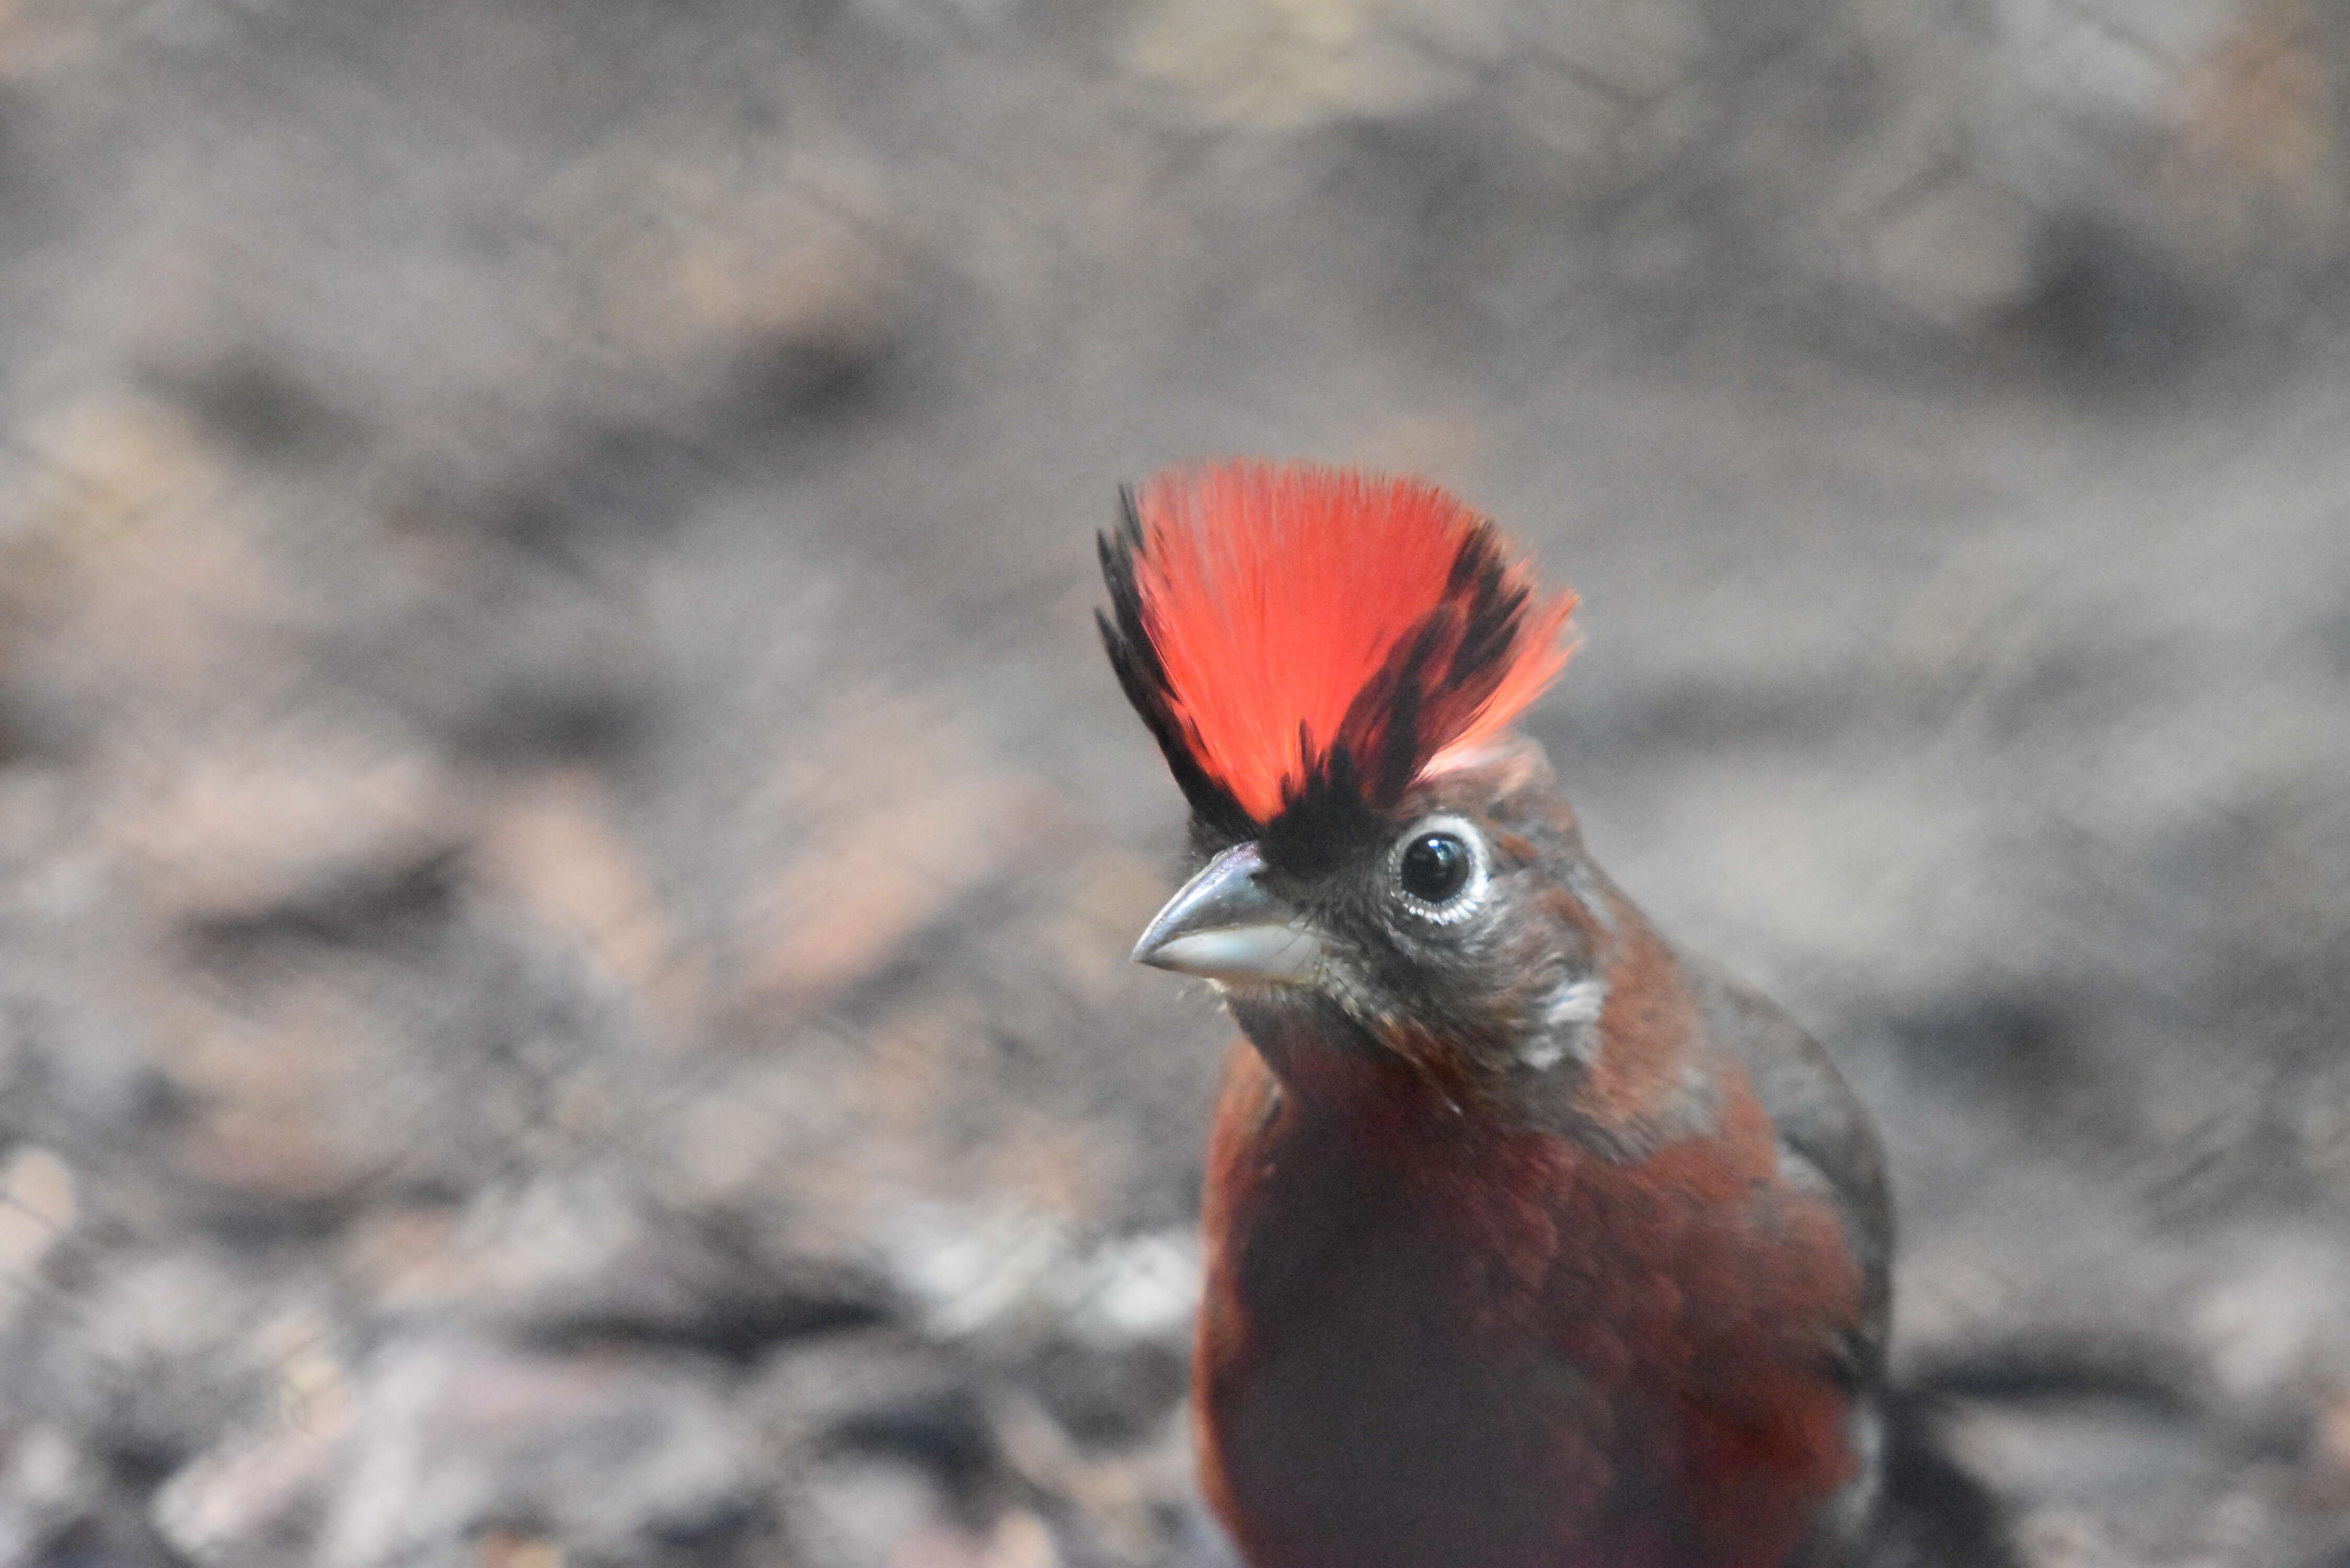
[1098,459,1576,845]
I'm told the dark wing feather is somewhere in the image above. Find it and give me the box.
[1689,958,1893,1375]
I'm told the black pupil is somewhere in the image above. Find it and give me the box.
[1398,833,1470,904]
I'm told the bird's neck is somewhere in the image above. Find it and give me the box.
[1224,994,1471,1130]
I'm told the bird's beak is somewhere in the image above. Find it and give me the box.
[1132,843,1326,987]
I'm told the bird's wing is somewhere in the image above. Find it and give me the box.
[1688,957,1894,1369]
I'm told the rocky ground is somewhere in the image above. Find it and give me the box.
[0,0,2347,1564]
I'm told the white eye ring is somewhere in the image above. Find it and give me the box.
[1388,814,1490,925]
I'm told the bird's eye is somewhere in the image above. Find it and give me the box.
[1390,818,1487,922]
[1400,834,1469,902]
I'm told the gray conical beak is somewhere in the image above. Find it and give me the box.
[1132,843,1326,986]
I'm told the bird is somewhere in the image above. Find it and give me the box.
[1096,459,1894,1568]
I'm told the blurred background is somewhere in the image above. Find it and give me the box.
[0,0,2347,1564]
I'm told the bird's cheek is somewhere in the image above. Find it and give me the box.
[1311,954,1396,1035]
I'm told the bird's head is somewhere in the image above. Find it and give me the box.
[1100,460,1629,1092]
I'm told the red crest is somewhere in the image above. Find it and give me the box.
[1099,460,1576,847]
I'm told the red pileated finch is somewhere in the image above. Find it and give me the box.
[1098,460,1890,1568]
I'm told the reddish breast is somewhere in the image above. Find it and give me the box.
[1192,1039,1865,1568]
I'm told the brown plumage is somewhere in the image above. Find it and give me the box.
[1101,460,1891,1567]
